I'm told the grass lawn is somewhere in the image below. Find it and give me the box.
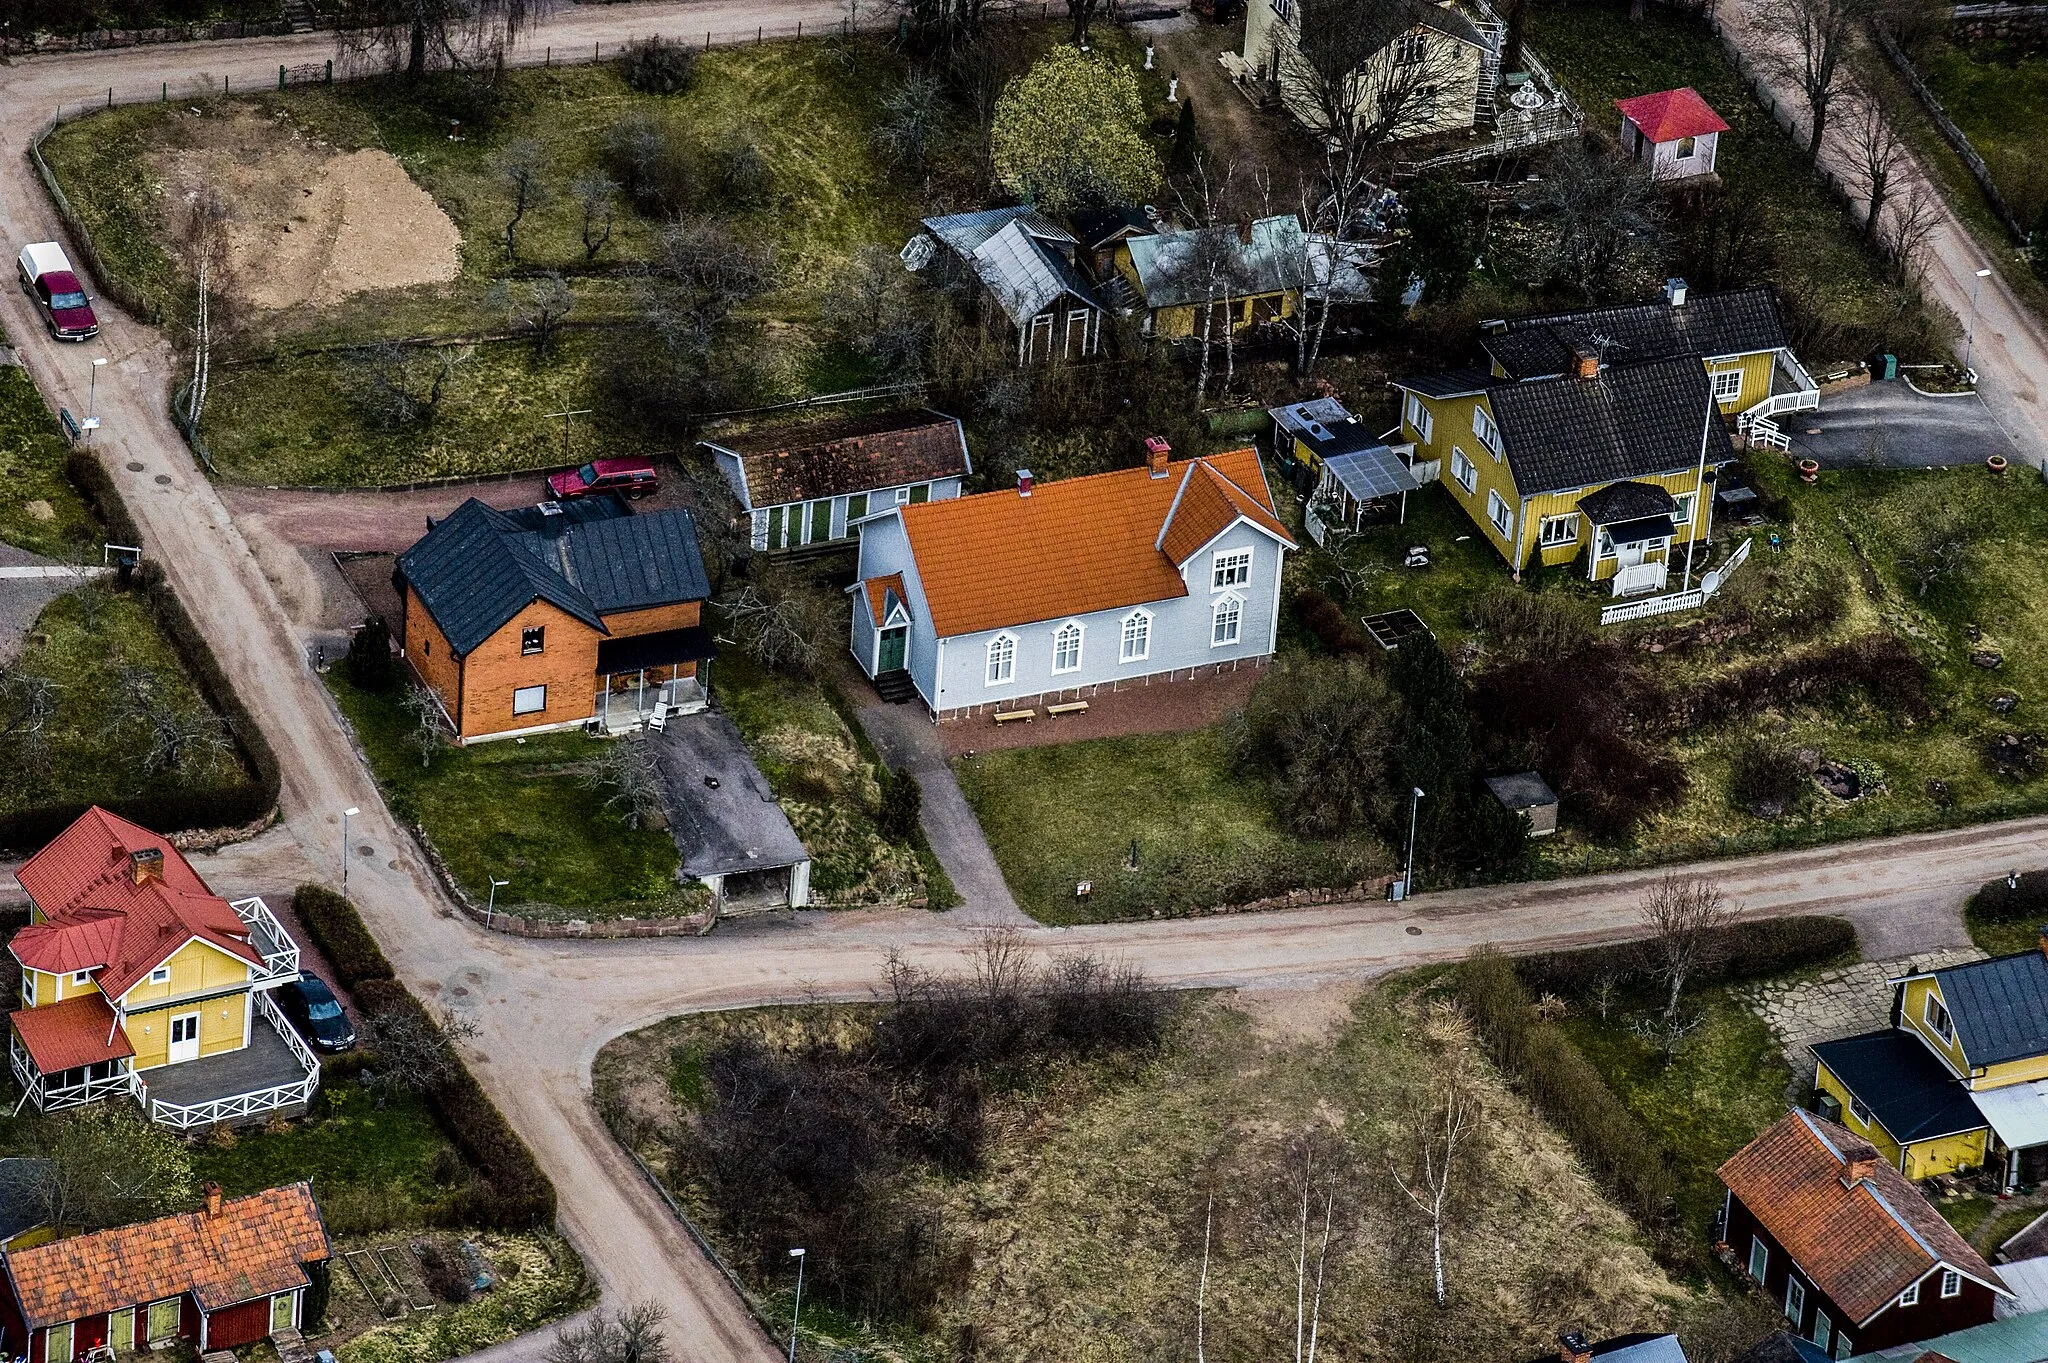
[955,728,1392,924]
[714,652,952,906]
[595,989,1693,1363]
[326,672,684,916]
[1922,42,2048,232]
[330,1230,588,1363]
[0,368,101,558]
[1965,906,2039,956]
[1561,986,1795,1257]
[1527,1,1935,362]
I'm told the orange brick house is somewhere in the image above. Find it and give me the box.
[0,1181,330,1363]
[397,498,714,742]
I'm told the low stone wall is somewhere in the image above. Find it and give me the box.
[1952,2,2048,45]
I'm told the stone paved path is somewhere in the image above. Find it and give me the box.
[1738,947,1988,1081]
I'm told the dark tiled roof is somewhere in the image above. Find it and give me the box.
[1813,1030,1987,1143]
[1485,771,1557,811]
[1398,367,1509,399]
[1069,204,1151,249]
[0,1159,51,1243]
[1487,357,1733,496]
[1931,950,2048,1068]
[1482,286,1789,379]
[400,498,708,657]
[1578,480,1678,524]
[704,410,970,508]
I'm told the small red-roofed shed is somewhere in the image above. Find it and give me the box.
[1616,87,1730,181]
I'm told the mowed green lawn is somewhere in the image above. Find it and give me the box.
[955,729,1391,925]
[327,672,682,914]
[1924,41,2048,228]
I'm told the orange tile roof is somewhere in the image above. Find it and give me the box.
[1719,1111,2006,1324]
[8,995,134,1075]
[864,574,909,625]
[10,808,262,1001]
[4,1183,329,1328]
[895,450,1293,638]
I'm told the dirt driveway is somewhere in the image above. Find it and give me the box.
[1132,12,1317,184]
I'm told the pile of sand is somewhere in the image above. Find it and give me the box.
[153,105,461,311]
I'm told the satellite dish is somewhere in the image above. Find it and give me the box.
[899,234,936,271]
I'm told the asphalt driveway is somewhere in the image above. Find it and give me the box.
[1787,380,2020,469]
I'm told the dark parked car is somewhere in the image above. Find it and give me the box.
[547,458,658,501]
[277,972,355,1052]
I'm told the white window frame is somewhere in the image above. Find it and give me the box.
[985,633,1016,686]
[1212,594,1244,647]
[1451,448,1478,494]
[1677,134,1698,159]
[1925,994,1954,1044]
[1212,548,1253,591]
[512,684,547,716]
[1538,513,1579,548]
[149,966,171,985]
[1833,1331,1852,1360]
[1051,621,1084,674]
[1711,367,1744,403]
[1786,1275,1806,1325]
[894,486,913,505]
[1813,1313,1833,1353]
[1472,404,1502,457]
[1899,1281,1920,1307]
[1120,610,1152,663]
[1849,1094,1874,1126]
[1487,490,1515,539]
[1941,1269,1962,1299]
[71,970,90,987]
[19,972,33,1006]
[1749,1237,1769,1283]
[1404,393,1434,444]
[1272,0,1293,20]
[1672,492,1697,527]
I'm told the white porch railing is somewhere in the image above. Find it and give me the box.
[1747,415,1791,451]
[1600,536,1753,625]
[141,993,320,1131]
[1739,350,1823,431]
[231,896,300,986]
[9,1034,140,1112]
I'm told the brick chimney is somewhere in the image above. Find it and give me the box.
[1843,1144,1880,1184]
[1572,344,1602,381]
[1017,468,1033,498]
[1558,1331,1594,1363]
[130,847,164,887]
[203,1182,223,1218]
[1145,436,1172,478]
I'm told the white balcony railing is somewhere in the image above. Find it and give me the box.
[230,896,301,986]
[10,1034,141,1113]
[140,994,320,1131]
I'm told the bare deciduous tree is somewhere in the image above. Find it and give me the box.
[366,1003,479,1101]
[349,341,474,428]
[502,140,548,263]
[399,683,450,769]
[1752,0,1869,158]
[1877,181,1944,280]
[1540,141,1666,303]
[1833,92,1908,248]
[27,1105,195,1233]
[573,172,618,261]
[1639,875,1739,1022]
[889,0,995,54]
[819,243,932,378]
[487,272,575,357]
[0,671,59,780]
[114,664,231,775]
[332,0,554,80]
[578,738,666,831]
[875,72,951,177]
[1387,1050,1482,1307]
[178,188,232,432]
[1161,156,1258,405]
[546,1305,670,1363]
[717,570,838,678]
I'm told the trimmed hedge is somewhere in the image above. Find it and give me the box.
[354,976,558,1231]
[1456,951,1696,1271]
[294,884,395,986]
[1512,915,1857,1000]
[1970,872,2048,927]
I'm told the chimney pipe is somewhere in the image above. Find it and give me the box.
[1145,436,1172,478]
[1664,277,1689,307]
[203,1182,222,1218]
[130,847,164,887]
[1017,468,1033,498]
[1558,1331,1593,1363]
[1843,1148,1879,1184]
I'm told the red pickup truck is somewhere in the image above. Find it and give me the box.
[547,458,659,501]
[17,242,99,341]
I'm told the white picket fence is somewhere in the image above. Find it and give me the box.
[1599,536,1753,625]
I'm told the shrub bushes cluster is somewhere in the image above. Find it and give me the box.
[617,36,698,95]
[682,945,1171,1324]
[1292,587,1370,654]
[602,114,772,218]
[345,617,395,691]
[1455,952,1690,1264]
[1465,584,1594,661]
[1076,836,1386,920]
[295,885,555,1232]
[1677,635,1929,728]
[1970,871,2048,926]
[1708,554,1846,640]
[1232,655,1399,839]
[1727,736,1809,815]
[1510,916,1856,1000]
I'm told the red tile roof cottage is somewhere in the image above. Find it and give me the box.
[1719,1111,2011,1357]
[849,443,1295,719]
[6,808,314,1129]
[0,1182,330,1363]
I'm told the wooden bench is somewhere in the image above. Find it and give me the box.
[993,708,1036,725]
[1046,701,1090,717]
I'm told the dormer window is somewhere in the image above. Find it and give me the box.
[1924,993,1954,1044]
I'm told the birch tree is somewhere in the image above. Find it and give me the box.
[1639,875,1739,1022]
[179,189,232,432]
[332,0,554,79]
[1387,1045,1483,1307]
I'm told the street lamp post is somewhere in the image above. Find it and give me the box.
[786,1248,807,1363]
[86,356,107,445]
[341,806,360,896]
[1965,268,1993,370]
[1395,787,1424,902]
[486,877,510,925]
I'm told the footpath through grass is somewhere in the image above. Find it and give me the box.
[955,728,1391,924]
[327,672,683,916]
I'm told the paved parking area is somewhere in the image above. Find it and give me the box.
[1787,381,2020,469]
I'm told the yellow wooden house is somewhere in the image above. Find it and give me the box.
[5,807,317,1129]
[1813,939,2048,1187]
[1390,351,1730,591]
[1115,216,1305,341]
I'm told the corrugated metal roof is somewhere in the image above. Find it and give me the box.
[1863,1307,2048,1363]
[1126,216,1307,310]
[1934,951,2048,1068]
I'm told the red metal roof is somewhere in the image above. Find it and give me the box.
[9,808,262,1001]
[9,994,135,1075]
[1615,87,1730,143]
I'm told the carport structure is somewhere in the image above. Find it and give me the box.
[646,714,811,914]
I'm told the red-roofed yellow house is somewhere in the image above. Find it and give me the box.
[850,443,1295,719]
[6,808,317,1129]
[0,1181,331,1362]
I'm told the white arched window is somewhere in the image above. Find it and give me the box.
[1052,621,1084,674]
[985,633,1016,686]
[1120,610,1151,663]
[1212,594,1243,647]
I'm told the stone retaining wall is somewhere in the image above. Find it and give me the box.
[1952,3,2048,44]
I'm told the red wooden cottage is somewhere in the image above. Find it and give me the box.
[0,1182,330,1363]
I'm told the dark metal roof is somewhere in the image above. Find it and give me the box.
[1931,950,2048,1068]
[1068,204,1151,250]
[1604,515,1676,546]
[1734,1332,1834,1363]
[1486,356,1732,496]
[399,498,709,657]
[1485,771,1557,811]
[1396,367,1508,399]
[1579,480,1678,524]
[0,1159,50,1243]
[1812,1029,1988,1144]
[595,626,718,675]
[1482,286,1790,379]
